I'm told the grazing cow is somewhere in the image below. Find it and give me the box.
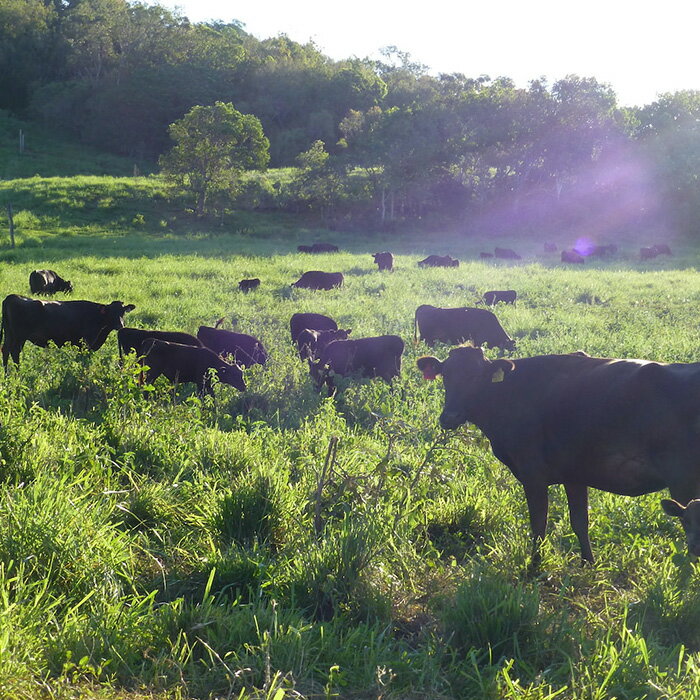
[373,252,394,271]
[414,305,515,351]
[544,242,557,253]
[118,328,202,358]
[290,312,338,352]
[197,326,268,367]
[239,278,260,292]
[311,242,339,253]
[561,250,585,264]
[654,243,672,255]
[0,294,135,367]
[295,328,351,361]
[480,252,494,259]
[640,246,658,260]
[292,271,344,290]
[417,346,700,563]
[483,290,517,306]
[142,340,246,395]
[29,269,73,295]
[309,335,404,393]
[494,247,522,260]
[418,255,460,268]
[297,245,314,253]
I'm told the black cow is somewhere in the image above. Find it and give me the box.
[414,305,515,351]
[197,326,267,367]
[494,247,522,260]
[483,290,517,305]
[29,269,73,295]
[417,346,700,563]
[561,250,585,264]
[118,328,202,358]
[311,242,339,253]
[653,243,672,256]
[239,278,260,292]
[292,271,344,290]
[373,252,394,271]
[142,340,246,395]
[418,255,459,268]
[297,245,314,253]
[290,312,338,350]
[296,328,351,361]
[640,246,658,260]
[0,294,135,367]
[480,252,494,259]
[309,335,404,393]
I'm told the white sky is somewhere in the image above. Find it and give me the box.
[157,0,700,107]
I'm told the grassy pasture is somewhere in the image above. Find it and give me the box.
[1,201,700,696]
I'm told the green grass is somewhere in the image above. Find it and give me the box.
[0,173,700,697]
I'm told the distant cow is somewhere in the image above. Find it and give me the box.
[561,250,585,264]
[29,269,73,295]
[653,243,672,255]
[296,328,351,361]
[373,252,394,271]
[197,326,267,367]
[311,242,339,253]
[309,335,404,393]
[544,242,557,253]
[418,255,459,268]
[494,247,522,260]
[640,246,658,260]
[483,290,517,305]
[142,340,246,395]
[417,345,700,563]
[414,305,515,351]
[0,294,135,367]
[297,245,314,253]
[118,328,202,358]
[292,271,344,290]
[290,312,338,355]
[480,252,494,259]
[239,278,260,292]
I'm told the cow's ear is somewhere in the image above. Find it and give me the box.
[124,304,136,313]
[661,498,685,518]
[417,355,442,380]
[489,359,515,383]
[344,328,352,335]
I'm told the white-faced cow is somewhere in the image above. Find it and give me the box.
[0,294,134,368]
[309,335,404,394]
[142,339,246,395]
[29,269,73,295]
[417,346,700,563]
[414,305,515,351]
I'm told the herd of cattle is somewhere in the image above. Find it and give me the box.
[4,244,699,566]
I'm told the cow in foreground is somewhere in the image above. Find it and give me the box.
[309,335,404,393]
[295,328,351,361]
[197,325,268,367]
[239,278,260,292]
[415,305,515,351]
[418,255,459,268]
[118,328,202,358]
[0,294,135,367]
[373,252,394,271]
[292,271,344,290]
[142,339,246,395]
[483,290,517,306]
[417,346,700,563]
[29,269,73,295]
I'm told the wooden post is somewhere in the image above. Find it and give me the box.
[19,130,24,154]
[7,203,15,248]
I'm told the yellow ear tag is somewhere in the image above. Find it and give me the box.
[492,368,505,383]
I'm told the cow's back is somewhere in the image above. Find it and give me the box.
[290,312,337,344]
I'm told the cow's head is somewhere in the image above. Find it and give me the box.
[218,361,246,392]
[661,498,700,556]
[417,346,514,430]
[101,301,136,329]
[307,357,328,390]
[62,280,74,293]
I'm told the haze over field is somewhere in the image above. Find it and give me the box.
[159,0,700,107]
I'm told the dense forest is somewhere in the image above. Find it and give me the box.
[3,0,700,235]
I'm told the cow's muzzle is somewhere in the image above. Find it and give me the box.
[439,411,468,430]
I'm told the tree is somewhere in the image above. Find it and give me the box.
[159,101,269,217]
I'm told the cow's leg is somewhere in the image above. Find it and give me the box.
[523,480,549,567]
[564,483,594,563]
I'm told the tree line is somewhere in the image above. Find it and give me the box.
[3,0,700,235]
